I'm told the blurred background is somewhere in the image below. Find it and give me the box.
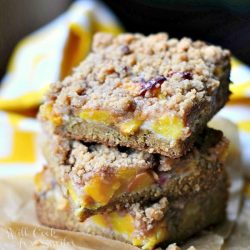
[1,0,250,79]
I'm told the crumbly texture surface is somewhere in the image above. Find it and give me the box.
[35,169,228,249]
[68,142,153,173]
[40,127,229,218]
[44,127,227,175]
[39,32,231,157]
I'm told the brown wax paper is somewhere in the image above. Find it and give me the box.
[0,177,138,250]
[223,181,250,250]
[0,118,247,250]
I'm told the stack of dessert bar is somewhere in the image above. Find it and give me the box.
[35,33,231,249]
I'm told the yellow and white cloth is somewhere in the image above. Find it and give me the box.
[0,0,249,177]
[0,0,121,112]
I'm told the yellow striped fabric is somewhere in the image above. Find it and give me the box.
[0,0,122,113]
[0,0,122,176]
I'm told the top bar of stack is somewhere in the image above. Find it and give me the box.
[39,33,231,158]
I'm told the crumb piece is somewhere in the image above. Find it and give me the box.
[132,197,169,231]
[68,141,153,175]
[166,243,181,250]
[187,246,197,250]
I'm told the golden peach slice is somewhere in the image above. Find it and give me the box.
[127,171,155,193]
[40,103,62,126]
[66,181,79,204]
[109,212,135,236]
[90,212,134,237]
[116,168,137,180]
[83,176,121,206]
[152,115,183,140]
[91,214,108,228]
[79,110,114,125]
[119,118,143,135]
[133,223,168,250]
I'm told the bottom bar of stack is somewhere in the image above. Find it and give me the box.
[35,164,228,250]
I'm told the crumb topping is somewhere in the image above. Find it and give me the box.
[68,141,153,175]
[131,197,168,232]
[45,32,230,121]
[47,128,228,179]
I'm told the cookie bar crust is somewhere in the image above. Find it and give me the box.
[35,169,228,250]
[38,128,228,219]
[39,32,231,157]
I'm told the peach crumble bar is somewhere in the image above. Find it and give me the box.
[39,32,231,157]
[35,166,228,250]
[37,128,228,220]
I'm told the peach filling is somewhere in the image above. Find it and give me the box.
[119,118,143,135]
[151,115,183,140]
[89,212,168,250]
[66,181,79,205]
[34,168,53,193]
[79,110,114,125]
[67,169,155,209]
[79,109,144,135]
[83,169,155,208]
[132,223,168,250]
[83,175,121,206]
[79,110,184,139]
[40,103,62,126]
